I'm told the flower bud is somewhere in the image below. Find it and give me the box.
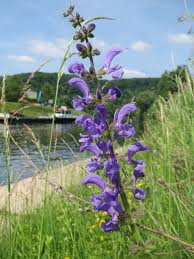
[87,23,96,33]
[76,43,87,52]
[73,31,84,40]
[89,66,95,75]
[93,49,100,56]
[63,5,74,17]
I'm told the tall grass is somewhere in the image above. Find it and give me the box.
[0,70,193,258]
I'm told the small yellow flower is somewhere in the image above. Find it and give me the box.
[99,219,105,224]
[100,235,104,241]
[64,256,70,259]
[137,182,143,188]
[102,211,108,217]
[127,192,133,199]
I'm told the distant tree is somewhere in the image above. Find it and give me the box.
[5,76,23,102]
[157,65,190,99]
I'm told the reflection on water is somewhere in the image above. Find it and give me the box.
[0,123,80,185]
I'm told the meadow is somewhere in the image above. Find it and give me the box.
[0,70,193,258]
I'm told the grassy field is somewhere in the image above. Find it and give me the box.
[0,75,193,258]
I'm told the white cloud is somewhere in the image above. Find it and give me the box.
[8,55,36,63]
[123,68,147,78]
[130,41,152,52]
[30,38,68,58]
[168,33,194,44]
[91,39,118,51]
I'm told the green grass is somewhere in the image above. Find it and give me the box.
[0,74,194,258]
[0,102,80,117]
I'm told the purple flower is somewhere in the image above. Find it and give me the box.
[132,160,145,182]
[106,86,121,100]
[112,69,124,80]
[103,48,124,80]
[67,78,92,110]
[114,103,137,125]
[101,207,119,232]
[94,104,107,131]
[96,140,109,154]
[68,62,85,75]
[115,123,136,138]
[114,103,137,138]
[81,173,105,190]
[82,173,123,232]
[127,141,148,164]
[86,158,103,173]
[75,106,106,138]
[80,142,102,159]
[76,43,87,52]
[104,159,120,187]
[134,188,145,201]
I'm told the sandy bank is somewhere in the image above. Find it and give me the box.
[0,160,84,214]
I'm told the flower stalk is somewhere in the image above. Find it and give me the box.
[63,5,148,232]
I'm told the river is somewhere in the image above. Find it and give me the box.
[0,123,81,185]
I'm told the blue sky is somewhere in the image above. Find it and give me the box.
[0,0,194,77]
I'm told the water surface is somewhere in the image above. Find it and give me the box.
[0,123,80,185]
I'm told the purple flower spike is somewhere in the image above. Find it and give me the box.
[82,173,106,190]
[115,103,137,125]
[68,62,85,75]
[107,86,121,100]
[127,141,148,163]
[134,188,145,201]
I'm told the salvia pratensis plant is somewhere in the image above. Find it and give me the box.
[64,5,148,232]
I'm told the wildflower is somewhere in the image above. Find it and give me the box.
[82,173,123,232]
[127,141,148,164]
[114,103,136,138]
[134,188,145,201]
[68,61,85,75]
[67,78,93,110]
[103,48,124,79]
[106,86,121,100]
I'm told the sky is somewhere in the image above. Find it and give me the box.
[0,0,194,78]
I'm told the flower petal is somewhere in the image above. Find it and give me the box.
[68,62,84,75]
[104,48,123,68]
[81,173,106,190]
[115,103,137,124]
[107,86,121,100]
[134,188,145,200]
[68,78,90,97]
[86,158,103,173]
[127,141,148,163]
[112,68,124,80]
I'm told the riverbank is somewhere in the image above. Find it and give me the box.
[0,159,84,213]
